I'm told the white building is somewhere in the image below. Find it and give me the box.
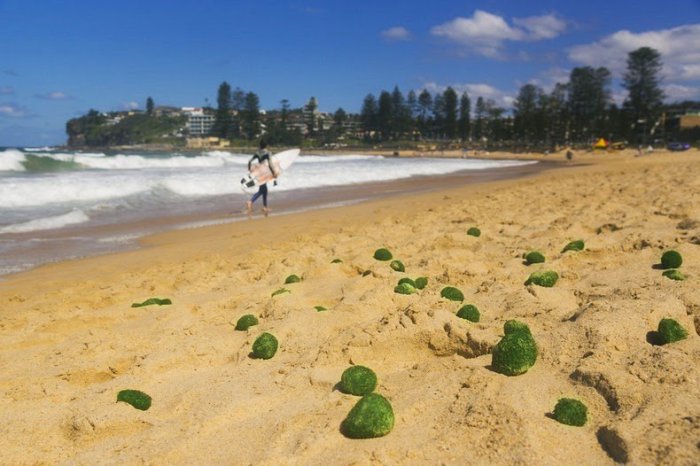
[182,107,215,136]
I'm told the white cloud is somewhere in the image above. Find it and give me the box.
[431,10,566,58]
[120,101,140,110]
[568,24,700,81]
[664,83,700,101]
[381,26,411,41]
[0,86,14,95]
[35,91,74,101]
[513,14,566,40]
[423,81,514,108]
[0,102,29,118]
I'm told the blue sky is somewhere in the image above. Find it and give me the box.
[1,0,699,146]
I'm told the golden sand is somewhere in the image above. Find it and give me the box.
[1,149,698,464]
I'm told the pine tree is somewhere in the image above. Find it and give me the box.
[213,82,232,139]
[146,97,154,116]
[241,92,260,140]
[417,90,432,139]
[443,87,458,139]
[360,94,378,139]
[513,84,540,144]
[378,91,393,140]
[623,47,665,144]
[459,91,471,141]
[305,97,318,135]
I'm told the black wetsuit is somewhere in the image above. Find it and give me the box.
[248,149,276,207]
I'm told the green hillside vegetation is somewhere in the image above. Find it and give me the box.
[67,110,186,147]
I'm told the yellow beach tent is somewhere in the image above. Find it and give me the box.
[593,138,608,150]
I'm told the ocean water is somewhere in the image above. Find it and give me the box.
[0,147,535,276]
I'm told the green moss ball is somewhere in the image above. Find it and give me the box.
[284,274,301,284]
[414,276,428,290]
[491,331,538,376]
[661,250,683,269]
[252,332,279,359]
[553,398,588,426]
[503,320,532,336]
[117,389,152,411]
[397,277,416,287]
[394,282,417,295]
[456,304,480,322]
[373,248,393,261]
[440,286,464,302]
[562,240,585,253]
[235,314,259,331]
[340,365,378,396]
[662,269,685,281]
[657,318,688,344]
[342,393,394,438]
[390,260,405,272]
[524,251,546,265]
[525,270,559,287]
[467,227,481,237]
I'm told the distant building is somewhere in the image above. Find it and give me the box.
[186,136,230,149]
[154,106,182,117]
[680,113,700,129]
[182,107,215,136]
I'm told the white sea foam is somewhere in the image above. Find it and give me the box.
[72,153,241,170]
[23,146,55,152]
[0,209,90,233]
[0,173,153,208]
[0,149,27,171]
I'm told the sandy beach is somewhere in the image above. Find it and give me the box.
[1,149,699,464]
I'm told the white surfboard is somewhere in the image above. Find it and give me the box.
[240,149,300,193]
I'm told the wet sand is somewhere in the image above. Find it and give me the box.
[0,160,545,279]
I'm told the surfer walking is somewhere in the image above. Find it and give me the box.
[245,140,278,215]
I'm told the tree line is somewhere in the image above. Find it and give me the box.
[357,47,689,148]
[211,46,698,149]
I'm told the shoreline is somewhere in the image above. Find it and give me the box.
[1,149,698,464]
[0,158,552,281]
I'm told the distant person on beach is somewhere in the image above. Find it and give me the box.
[245,140,278,215]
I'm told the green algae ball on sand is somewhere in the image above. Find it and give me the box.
[397,277,416,287]
[340,365,377,396]
[131,297,172,308]
[414,276,428,290]
[492,329,538,376]
[562,240,585,253]
[525,270,559,287]
[235,314,259,331]
[553,398,588,426]
[394,282,417,295]
[661,250,683,269]
[467,227,481,237]
[657,318,688,344]
[390,260,405,272]
[503,320,532,336]
[662,269,685,281]
[252,332,279,359]
[117,389,152,411]
[457,304,480,322]
[342,393,394,439]
[441,286,464,302]
[284,274,302,284]
[373,248,393,261]
[524,251,546,265]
